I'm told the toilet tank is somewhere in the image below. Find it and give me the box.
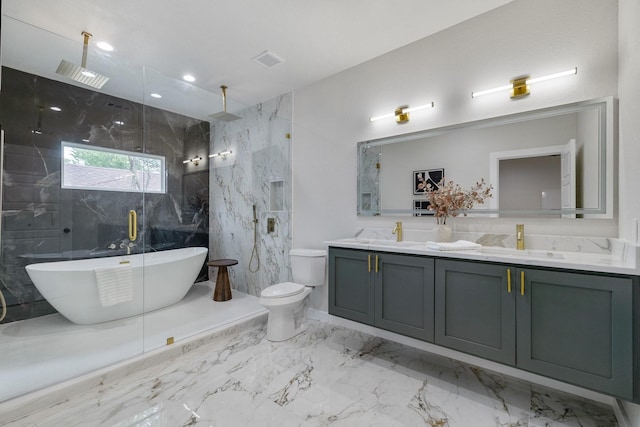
[290,249,326,287]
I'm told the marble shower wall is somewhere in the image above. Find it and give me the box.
[0,67,210,322]
[210,93,292,296]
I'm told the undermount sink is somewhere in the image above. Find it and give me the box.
[480,247,565,260]
[349,239,425,248]
[341,239,566,259]
[371,240,425,247]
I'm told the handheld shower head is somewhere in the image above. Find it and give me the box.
[249,204,260,273]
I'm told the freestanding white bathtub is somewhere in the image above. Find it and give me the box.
[25,247,208,325]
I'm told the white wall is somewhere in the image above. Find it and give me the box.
[618,0,640,422]
[618,0,640,244]
[293,0,618,312]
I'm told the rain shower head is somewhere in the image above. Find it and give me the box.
[56,60,109,89]
[209,85,241,122]
[210,110,241,122]
[56,31,109,90]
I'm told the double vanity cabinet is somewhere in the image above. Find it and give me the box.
[328,245,638,401]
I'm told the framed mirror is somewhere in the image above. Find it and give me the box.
[357,97,614,219]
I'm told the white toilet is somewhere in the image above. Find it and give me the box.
[260,249,326,341]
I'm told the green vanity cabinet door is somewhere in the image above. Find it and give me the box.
[516,268,634,400]
[329,247,375,325]
[375,253,434,342]
[434,260,516,365]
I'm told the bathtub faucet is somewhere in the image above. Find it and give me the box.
[120,240,137,255]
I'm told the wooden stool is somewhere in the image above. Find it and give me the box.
[207,259,238,301]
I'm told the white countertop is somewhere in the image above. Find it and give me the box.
[325,238,640,275]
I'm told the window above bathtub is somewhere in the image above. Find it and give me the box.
[61,142,166,193]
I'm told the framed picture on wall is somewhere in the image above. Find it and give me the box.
[413,168,444,195]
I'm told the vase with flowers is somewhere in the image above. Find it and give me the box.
[424,178,493,241]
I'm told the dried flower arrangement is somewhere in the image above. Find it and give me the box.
[425,178,493,225]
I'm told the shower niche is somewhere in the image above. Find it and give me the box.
[269,179,285,212]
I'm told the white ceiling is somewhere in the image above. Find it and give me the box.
[2,0,514,115]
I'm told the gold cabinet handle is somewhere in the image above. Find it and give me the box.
[368,254,371,272]
[520,271,525,296]
[128,209,137,241]
[507,269,512,293]
[375,255,379,273]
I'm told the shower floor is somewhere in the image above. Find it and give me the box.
[0,282,267,402]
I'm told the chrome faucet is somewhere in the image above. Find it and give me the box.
[392,221,403,242]
[516,224,525,250]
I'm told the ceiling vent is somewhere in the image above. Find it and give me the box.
[252,50,284,68]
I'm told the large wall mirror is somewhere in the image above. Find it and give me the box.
[358,97,614,219]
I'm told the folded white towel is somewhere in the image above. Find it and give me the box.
[426,240,482,251]
[94,264,134,307]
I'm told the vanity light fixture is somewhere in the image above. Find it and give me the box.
[208,150,232,159]
[471,67,578,99]
[183,156,203,166]
[369,102,435,124]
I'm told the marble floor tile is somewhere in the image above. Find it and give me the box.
[0,283,267,402]
[3,320,618,426]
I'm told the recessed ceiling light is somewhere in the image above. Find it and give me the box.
[96,41,114,52]
[50,106,62,112]
[150,93,162,99]
[183,74,196,82]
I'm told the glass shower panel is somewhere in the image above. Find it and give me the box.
[140,67,211,351]
[0,16,147,402]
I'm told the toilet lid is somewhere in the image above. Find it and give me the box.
[261,282,305,298]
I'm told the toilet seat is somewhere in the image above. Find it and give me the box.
[261,282,305,298]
